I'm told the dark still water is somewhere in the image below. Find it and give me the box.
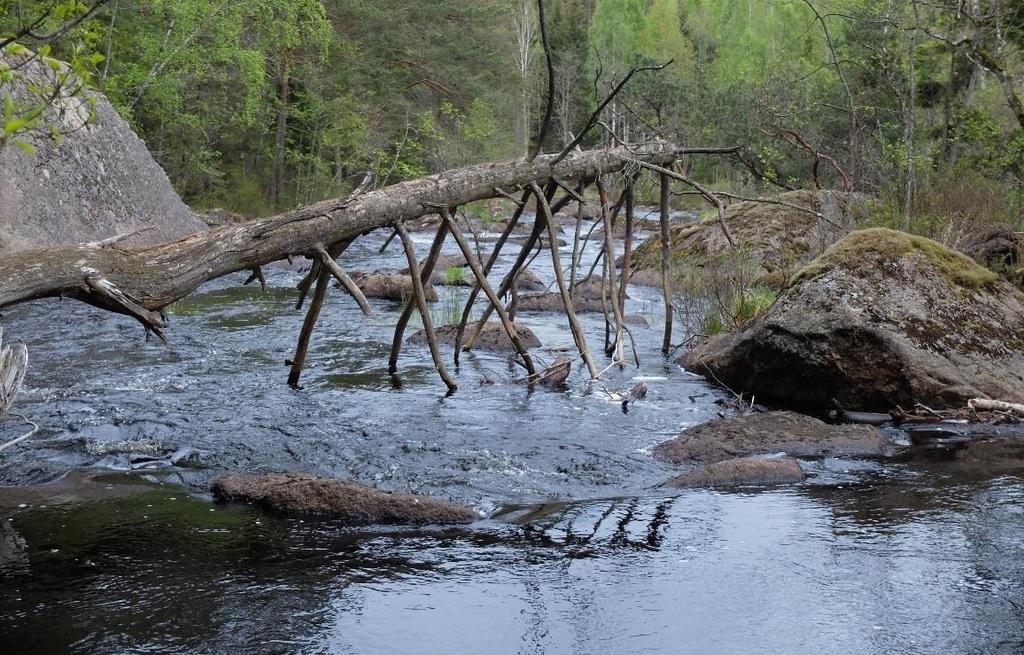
[0,219,1022,654]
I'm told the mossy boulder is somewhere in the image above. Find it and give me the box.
[212,473,478,525]
[682,228,1024,410]
[629,190,868,287]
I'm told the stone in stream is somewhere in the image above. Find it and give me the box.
[0,50,205,252]
[627,190,868,287]
[407,322,541,352]
[509,235,567,249]
[514,268,545,291]
[681,228,1024,411]
[663,456,806,488]
[653,411,887,464]
[349,271,438,302]
[211,473,478,524]
[537,356,573,387]
[516,278,627,314]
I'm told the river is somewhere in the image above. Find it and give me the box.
[0,210,1021,654]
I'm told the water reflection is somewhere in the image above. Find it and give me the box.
[1,471,1021,655]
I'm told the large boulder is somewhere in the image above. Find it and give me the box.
[212,473,478,524]
[629,190,867,287]
[653,411,887,464]
[0,51,205,252]
[682,228,1024,410]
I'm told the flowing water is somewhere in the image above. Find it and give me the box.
[0,212,1022,654]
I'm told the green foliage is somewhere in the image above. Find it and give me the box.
[442,265,467,286]
[730,285,777,326]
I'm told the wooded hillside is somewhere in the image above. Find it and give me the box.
[4,0,1024,238]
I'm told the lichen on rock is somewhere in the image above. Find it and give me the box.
[682,229,1024,410]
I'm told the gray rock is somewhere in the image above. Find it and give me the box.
[0,51,205,252]
[516,278,622,314]
[682,229,1024,410]
[663,456,805,488]
[350,271,437,302]
[653,411,887,464]
[408,322,541,352]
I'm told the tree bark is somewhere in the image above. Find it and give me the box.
[271,49,292,208]
[0,143,700,332]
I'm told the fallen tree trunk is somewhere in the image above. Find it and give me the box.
[1,142,744,388]
[0,143,702,330]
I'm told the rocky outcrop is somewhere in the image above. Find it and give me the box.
[0,51,205,252]
[629,190,868,287]
[653,411,887,464]
[683,229,1024,411]
[408,321,541,351]
[663,456,805,488]
[212,473,478,524]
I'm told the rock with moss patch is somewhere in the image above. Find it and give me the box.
[629,190,868,288]
[663,456,805,488]
[212,473,478,524]
[682,228,1024,410]
[408,321,541,351]
[653,411,886,463]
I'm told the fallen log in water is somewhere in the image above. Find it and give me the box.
[0,142,740,386]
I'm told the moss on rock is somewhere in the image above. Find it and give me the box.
[794,228,999,290]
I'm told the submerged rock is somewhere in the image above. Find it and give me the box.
[515,268,546,291]
[682,228,1024,411]
[0,51,205,252]
[350,271,437,302]
[653,411,887,464]
[517,278,623,313]
[211,473,478,524]
[408,322,541,352]
[663,456,805,488]
[629,190,867,287]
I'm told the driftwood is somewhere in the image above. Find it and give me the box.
[658,173,673,354]
[597,180,626,365]
[388,220,449,380]
[968,398,1024,418]
[0,145,690,315]
[0,327,27,418]
[396,223,457,392]
[533,182,599,378]
[442,212,536,377]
